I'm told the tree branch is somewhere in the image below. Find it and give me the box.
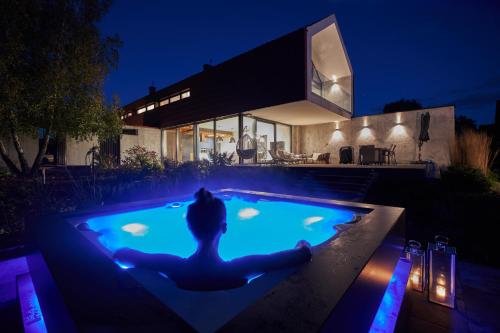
[0,139,21,176]
[31,127,51,176]
[9,125,30,175]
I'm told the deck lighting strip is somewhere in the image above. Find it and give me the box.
[17,272,48,333]
[368,258,411,333]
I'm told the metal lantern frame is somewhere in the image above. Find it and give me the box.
[428,235,456,308]
[405,240,426,292]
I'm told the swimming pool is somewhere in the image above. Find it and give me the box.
[85,191,358,263]
[48,189,404,332]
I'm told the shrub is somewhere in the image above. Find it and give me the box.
[450,129,497,175]
[441,166,491,193]
[121,145,163,173]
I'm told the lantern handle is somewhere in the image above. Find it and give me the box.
[408,240,421,249]
[434,235,449,251]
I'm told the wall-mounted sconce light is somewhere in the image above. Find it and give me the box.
[396,112,402,124]
[428,235,456,308]
[363,117,369,128]
[330,75,340,92]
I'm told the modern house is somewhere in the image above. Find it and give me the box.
[118,14,454,167]
[0,14,455,170]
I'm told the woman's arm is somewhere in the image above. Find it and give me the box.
[229,245,312,277]
[114,248,184,274]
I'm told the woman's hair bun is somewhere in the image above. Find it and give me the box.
[194,188,213,204]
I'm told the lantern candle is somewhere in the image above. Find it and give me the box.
[436,285,446,299]
[437,273,446,286]
[411,271,421,287]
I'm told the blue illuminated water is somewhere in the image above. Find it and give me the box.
[86,194,356,260]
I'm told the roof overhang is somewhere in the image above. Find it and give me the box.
[244,100,350,126]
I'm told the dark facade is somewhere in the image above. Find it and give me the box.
[123,28,307,128]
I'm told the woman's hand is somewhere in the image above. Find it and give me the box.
[295,240,311,249]
[114,247,136,263]
[295,240,312,262]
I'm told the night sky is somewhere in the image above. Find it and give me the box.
[100,0,500,125]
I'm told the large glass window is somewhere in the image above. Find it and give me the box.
[256,121,275,162]
[215,117,239,164]
[242,116,256,164]
[162,129,177,161]
[178,125,194,162]
[276,124,291,153]
[196,121,214,161]
[311,23,352,112]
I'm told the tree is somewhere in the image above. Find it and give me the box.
[383,99,423,113]
[0,0,122,176]
[455,115,477,135]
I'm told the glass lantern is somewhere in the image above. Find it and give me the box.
[428,235,456,308]
[405,240,426,292]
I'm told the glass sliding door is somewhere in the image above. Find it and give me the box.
[215,116,239,164]
[256,120,275,163]
[196,121,214,161]
[162,129,177,161]
[242,116,256,164]
[276,124,291,153]
[178,125,194,162]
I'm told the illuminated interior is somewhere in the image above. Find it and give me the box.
[311,22,352,112]
[161,115,291,163]
[216,117,239,163]
[196,121,215,160]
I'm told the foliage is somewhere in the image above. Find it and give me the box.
[173,160,211,181]
[450,129,497,175]
[455,115,477,134]
[0,0,122,176]
[121,145,163,172]
[163,158,179,170]
[383,99,423,113]
[85,146,117,169]
[441,166,492,193]
[209,152,235,167]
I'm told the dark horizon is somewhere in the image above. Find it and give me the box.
[100,0,500,125]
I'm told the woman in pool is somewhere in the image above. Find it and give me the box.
[114,188,312,291]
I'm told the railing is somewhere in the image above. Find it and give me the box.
[311,62,352,112]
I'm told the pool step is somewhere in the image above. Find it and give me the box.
[293,169,377,201]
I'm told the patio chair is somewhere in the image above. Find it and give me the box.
[316,152,330,164]
[268,149,284,164]
[277,150,300,164]
[306,152,330,164]
[386,144,397,164]
[339,146,354,164]
[358,145,375,165]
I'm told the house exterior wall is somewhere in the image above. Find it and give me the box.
[0,134,38,170]
[65,137,99,166]
[120,126,161,162]
[296,106,455,167]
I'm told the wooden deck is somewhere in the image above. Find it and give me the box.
[236,163,428,170]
